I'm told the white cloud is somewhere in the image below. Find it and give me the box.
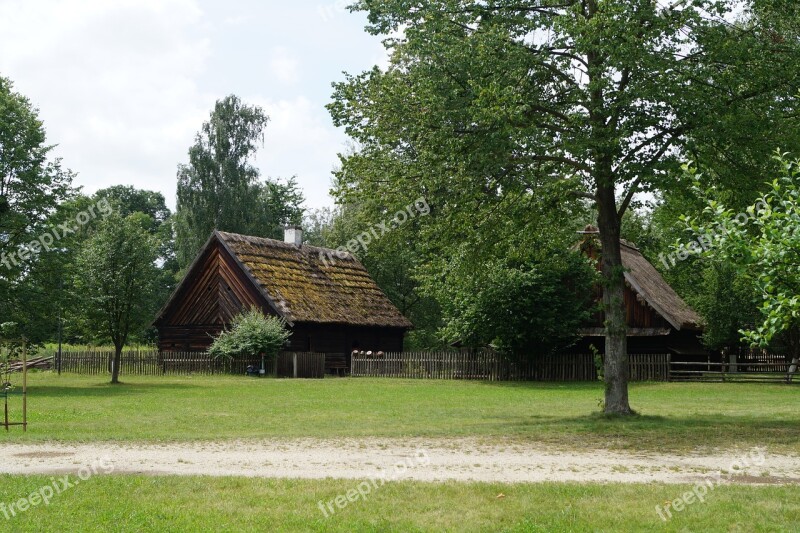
[253,96,344,208]
[268,47,301,86]
[0,0,384,212]
[223,14,248,26]
[0,0,212,204]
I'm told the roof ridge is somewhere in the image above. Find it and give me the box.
[216,230,355,259]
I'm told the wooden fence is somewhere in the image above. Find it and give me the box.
[53,350,797,383]
[351,351,671,382]
[55,350,325,378]
[669,349,798,383]
[669,361,798,383]
[735,348,792,373]
[277,351,326,379]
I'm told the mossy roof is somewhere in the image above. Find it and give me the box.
[217,231,412,328]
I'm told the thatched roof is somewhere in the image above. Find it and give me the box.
[619,240,702,331]
[215,231,412,328]
[580,227,703,331]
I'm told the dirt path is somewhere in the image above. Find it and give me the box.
[1,438,798,485]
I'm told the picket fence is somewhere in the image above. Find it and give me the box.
[351,351,671,382]
[55,350,325,378]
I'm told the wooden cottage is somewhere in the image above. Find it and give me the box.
[153,228,412,371]
[574,226,706,358]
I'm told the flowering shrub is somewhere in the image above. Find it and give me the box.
[208,308,290,361]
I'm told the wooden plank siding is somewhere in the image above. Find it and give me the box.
[585,284,672,331]
[157,241,272,352]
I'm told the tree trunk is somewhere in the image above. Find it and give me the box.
[111,345,122,384]
[597,186,634,415]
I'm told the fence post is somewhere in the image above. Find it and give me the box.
[667,353,672,382]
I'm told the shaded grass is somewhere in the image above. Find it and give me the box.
[0,475,797,532]
[1,373,799,453]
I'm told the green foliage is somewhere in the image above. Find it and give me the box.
[75,211,160,381]
[208,308,290,361]
[174,95,304,268]
[0,323,22,373]
[92,186,180,342]
[439,252,598,356]
[681,154,800,355]
[329,0,800,410]
[620,203,762,350]
[302,207,337,247]
[0,75,74,341]
[591,345,604,383]
[0,76,73,262]
[692,264,761,350]
[94,186,170,230]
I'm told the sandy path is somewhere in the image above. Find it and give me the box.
[1,439,798,485]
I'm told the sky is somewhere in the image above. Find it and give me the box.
[0,0,388,210]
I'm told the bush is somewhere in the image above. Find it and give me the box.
[439,252,598,357]
[208,309,290,361]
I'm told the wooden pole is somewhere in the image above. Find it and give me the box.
[22,340,27,432]
[2,342,7,431]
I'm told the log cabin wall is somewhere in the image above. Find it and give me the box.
[585,284,671,330]
[287,324,405,353]
[157,241,272,351]
[155,231,412,364]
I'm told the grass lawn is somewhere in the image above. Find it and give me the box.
[0,475,797,532]
[1,372,798,453]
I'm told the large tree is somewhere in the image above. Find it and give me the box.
[9,195,100,345]
[329,0,800,414]
[14,188,176,348]
[76,212,160,384]
[94,186,179,325]
[175,95,304,268]
[0,75,73,340]
[0,76,73,260]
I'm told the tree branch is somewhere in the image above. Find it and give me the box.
[571,191,596,201]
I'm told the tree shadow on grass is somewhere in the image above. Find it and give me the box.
[487,412,800,451]
[28,382,201,398]
[482,380,693,390]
